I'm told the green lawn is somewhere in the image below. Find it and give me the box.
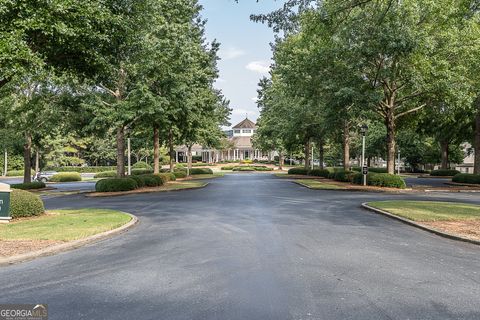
[0,209,131,241]
[166,181,207,190]
[296,179,345,190]
[367,201,480,222]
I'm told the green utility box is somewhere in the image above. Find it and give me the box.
[0,183,11,223]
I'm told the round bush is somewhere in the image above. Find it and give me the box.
[233,167,255,172]
[47,166,115,173]
[309,169,330,178]
[174,171,187,178]
[11,181,46,190]
[132,162,152,170]
[369,173,406,189]
[190,168,213,175]
[10,189,45,218]
[141,174,164,187]
[131,169,154,175]
[352,172,377,185]
[288,167,310,175]
[95,178,138,192]
[452,173,480,184]
[332,170,355,182]
[221,166,236,170]
[430,169,461,177]
[94,171,117,178]
[129,175,146,188]
[50,172,82,182]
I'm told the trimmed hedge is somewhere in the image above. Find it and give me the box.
[10,189,45,218]
[50,172,82,182]
[369,173,406,189]
[157,173,176,183]
[352,172,377,185]
[190,168,213,175]
[430,169,461,177]
[132,162,152,170]
[46,166,115,173]
[331,170,355,182]
[288,167,310,175]
[174,171,187,178]
[95,178,138,192]
[11,181,46,190]
[142,175,163,187]
[309,169,330,178]
[131,169,154,175]
[129,175,146,188]
[452,173,480,184]
[233,167,255,172]
[221,166,236,170]
[94,171,117,178]
[352,167,388,173]
[6,170,28,177]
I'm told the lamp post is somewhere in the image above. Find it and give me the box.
[397,147,401,175]
[360,124,369,186]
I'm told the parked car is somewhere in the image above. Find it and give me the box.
[33,171,58,182]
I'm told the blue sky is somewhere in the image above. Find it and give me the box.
[199,0,284,126]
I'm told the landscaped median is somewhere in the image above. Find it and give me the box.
[0,208,136,263]
[364,201,480,244]
[295,179,347,190]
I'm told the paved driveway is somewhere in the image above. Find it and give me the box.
[0,174,479,320]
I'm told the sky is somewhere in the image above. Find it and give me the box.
[199,0,285,127]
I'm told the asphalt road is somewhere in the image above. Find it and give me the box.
[0,174,479,320]
[404,176,451,188]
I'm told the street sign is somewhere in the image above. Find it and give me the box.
[0,183,11,223]
[362,166,368,175]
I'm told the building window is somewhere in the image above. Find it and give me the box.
[243,129,252,133]
[234,130,241,134]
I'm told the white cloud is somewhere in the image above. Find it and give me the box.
[251,97,258,102]
[220,47,246,60]
[245,61,270,74]
[215,78,226,83]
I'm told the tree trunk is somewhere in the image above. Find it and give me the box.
[187,145,193,176]
[153,126,160,174]
[367,157,371,168]
[343,121,350,171]
[385,110,396,174]
[35,148,40,172]
[318,139,324,169]
[23,133,32,183]
[168,129,174,173]
[440,140,449,170]
[116,126,125,177]
[475,104,480,174]
[304,140,311,170]
[278,151,284,170]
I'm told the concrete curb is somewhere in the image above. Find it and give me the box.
[293,181,412,193]
[85,182,208,198]
[361,203,480,246]
[0,213,139,266]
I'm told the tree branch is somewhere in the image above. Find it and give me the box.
[395,104,426,119]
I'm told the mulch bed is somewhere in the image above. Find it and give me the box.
[421,220,480,242]
[0,239,64,258]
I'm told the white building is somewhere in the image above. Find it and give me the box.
[175,117,274,163]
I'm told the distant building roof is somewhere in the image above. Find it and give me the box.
[232,117,256,129]
[230,136,253,148]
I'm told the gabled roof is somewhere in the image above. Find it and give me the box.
[232,117,256,129]
[230,136,253,148]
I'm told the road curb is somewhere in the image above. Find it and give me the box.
[361,203,480,246]
[0,212,139,266]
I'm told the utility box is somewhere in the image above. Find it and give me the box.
[0,183,11,223]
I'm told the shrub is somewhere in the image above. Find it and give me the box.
[288,167,310,175]
[158,172,176,181]
[309,169,330,178]
[94,171,117,178]
[95,178,138,192]
[190,168,213,175]
[141,174,164,187]
[332,170,355,182]
[6,170,26,177]
[430,169,461,177]
[221,166,236,170]
[369,168,388,173]
[452,173,480,184]
[129,175,146,188]
[46,166,115,173]
[232,166,255,171]
[352,172,378,185]
[131,169,154,175]
[369,173,406,189]
[10,189,45,218]
[174,171,187,178]
[50,172,82,182]
[240,159,253,164]
[11,181,46,190]
[253,166,273,171]
[132,162,152,170]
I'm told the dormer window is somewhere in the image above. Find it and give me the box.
[234,130,241,134]
[243,129,252,133]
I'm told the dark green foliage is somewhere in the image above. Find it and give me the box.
[131,169,154,175]
[95,178,138,192]
[6,170,28,177]
[332,170,355,182]
[288,167,310,175]
[10,189,45,218]
[174,171,187,178]
[430,169,461,177]
[141,174,164,187]
[221,166,236,170]
[190,168,213,175]
[352,167,388,173]
[309,169,330,178]
[352,172,377,185]
[94,171,117,178]
[129,175,146,188]
[50,172,82,182]
[132,162,152,170]
[369,174,406,189]
[452,174,480,184]
[11,182,46,190]
[232,167,255,171]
